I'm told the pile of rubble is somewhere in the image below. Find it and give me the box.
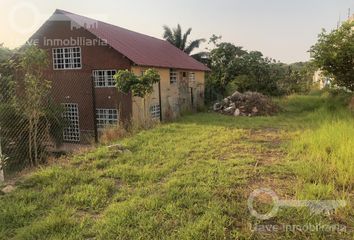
[213,91,279,117]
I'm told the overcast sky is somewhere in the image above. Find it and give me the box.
[0,0,353,63]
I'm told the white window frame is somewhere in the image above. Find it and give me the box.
[52,47,82,70]
[189,72,195,84]
[93,70,117,88]
[150,104,160,120]
[62,103,80,142]
[170,69,177,84]
[96,108,119,129]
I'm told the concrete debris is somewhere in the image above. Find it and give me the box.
[213,91,279,117]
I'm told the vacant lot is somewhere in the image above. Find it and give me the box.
[0,92,353,239]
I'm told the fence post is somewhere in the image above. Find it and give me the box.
[0,128,4,182]
[91,76,98,144]
[0,74,5,182]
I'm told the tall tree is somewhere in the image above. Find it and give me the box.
[19,46,52,166]
[163,24,206,60]
[205,38,284,100]
[235,51,281,95]
[0,46,66,169]
[207,42,247,96]
[0,44,12,63]
[277,62,316,94]
[310,21,354,90]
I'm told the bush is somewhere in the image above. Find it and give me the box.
[0,102,66,172]
[310,21,354,90]
[0,104,29,171]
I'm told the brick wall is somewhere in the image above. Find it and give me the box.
[32,18,132,142]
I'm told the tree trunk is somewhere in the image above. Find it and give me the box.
[0,165,4,182]
[33,116,39,166]
[0,135,4,182]
[28,118,33,167]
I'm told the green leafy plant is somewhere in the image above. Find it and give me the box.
[206,39,283,100]
[114,68,160,120]
[0,44,12,63]
[18,46,52,166]
[310,21,354,90]
[0,46,66,170]
[115,69,160,98]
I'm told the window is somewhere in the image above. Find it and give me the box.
[62,103,80,142]
[150,104,160,119]
[53,47,81,70]
[93,70,117,87]
[189,72,195,84]
[170,69,177,84]
[96,108,118,129]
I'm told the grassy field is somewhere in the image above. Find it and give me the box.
[0,92,353,239]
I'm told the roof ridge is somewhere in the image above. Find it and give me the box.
[50,9,210,71]
[54,9,167,44]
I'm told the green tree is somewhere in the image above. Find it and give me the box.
[310,21,354,90]
[206,36,316,102]
[19,46,52,166]
[277,62,316,94]
[0,61,16,103]
[206,40,283,99]
[0,45,15,102]
[163,24,206,60]
[207,42,247,96]
[0,44,12,63]
[0,46,65,170]
[115,69,160,98]
[235,51,281,95]
[115,69,160,119]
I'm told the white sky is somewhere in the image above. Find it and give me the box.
[0,0,353,63]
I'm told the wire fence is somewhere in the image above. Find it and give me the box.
[0,69,127,176]
[0,46,206,178]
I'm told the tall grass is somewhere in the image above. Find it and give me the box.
[287,91,354,199]
[290,121,354,195]
[0,90,353,239]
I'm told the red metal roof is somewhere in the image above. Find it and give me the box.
[53,9,210,71]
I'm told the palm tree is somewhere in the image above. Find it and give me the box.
[162,24,207,61]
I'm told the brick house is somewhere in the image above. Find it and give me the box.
[30,9,209,143]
